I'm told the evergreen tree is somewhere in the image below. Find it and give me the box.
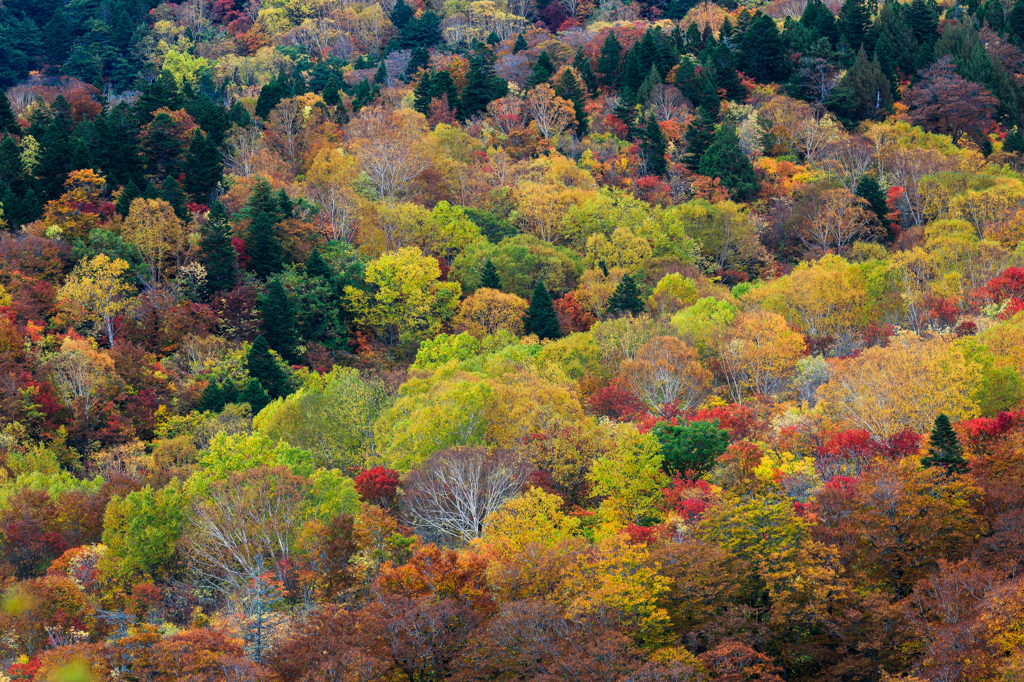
[573,48,600,96]
[921,414,970,475]
[487,31,501,45]
[480,258,502,290]
[230,101,253,127]
[1005,126,1024,154]
[619,48,645,99]
[260,279,299,363]
[983,0,1005,31]
[683,105,717,172]
[392,0,415,29]
[0,135,25,188]
[709,44,747,101]
[406,46,430,77]
[136,71,183,123]
[374,61,388,86]
[855,174,893,241]
[398,10,443,49]
[199,381,225,413]
[461,52,507,119]
[640,115,668,177]
[874,2,919,87]
[116,179,141,218]
[513,33,528,53]
[245,212,284,279]
[1009,0,1024,40]
[430,71,461,113]
[636,64,662,105]
[183,130,223,203]
[598,31,623,86]
[413,72,433,115]
[159,176,190,222]
[247,335,292,399]
[187,94,231,147]
[524,281,562,340]
[143,112,185,178]
[322,77,341,107]
[306,247,334,281]
[800,0,839,45]
[839,0,872,51]
[240,378,271,413]
[527,51,556,88]
[825,48,893,125]
[43,8,73,65]
[740,13,792,82]
[200,202,237,296]
[699,122,759,200]
[908,0,940,65]
[606,273,644,315]
[222,380,240,405]
[37,118,74,199]
[685,22,704,53]
[0,92,18,136]
[556,67,589,136]
[255,74,290,119]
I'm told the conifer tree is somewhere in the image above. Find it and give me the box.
[855,174,893,240]
[640,115,668,177]
[524,281,562,339]
[619,49,644,99]
[413,72,434,115]
[606,273,644,315]
[982,0,1005,31]
[260,279,299,363]
[247,335,291,399]
[527,51,556,88]
[222,380,240,405]
[116,180,141,218]
[800,0,838,45]
[461,52,507,119]
[255,74,290,119]
[740,13,792,83]
[826,48,893,125]
[480,258,502,290]
[245,212,284,279]
[0,92,18,136]
[709,44,747,101]
[839,0,872,51]
[556,68,589,136]
[374,61,388,86]
[573,48,600,96]
[200,202,237,297]
[158,176,189,222]
[487,31,501,45]
[683,106,717,172]
[184,130,223,203]
[322,77,341,107]
[598,31,623,86]
[908,0,940,65]
[513,33,528,53]
[1005,126,1024,154]
[699,122,759,200]
[240,378,271,413]
[306,247,334,281]
[392,0,415,29]
[406,47,430,77]
[199,381,225,413]
[921,414,969,475]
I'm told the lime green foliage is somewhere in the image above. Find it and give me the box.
[102,480,187,579]
[671,296,739,352]
[589,427,668,529]
[451,234,583,300]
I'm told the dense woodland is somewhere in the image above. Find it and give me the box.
[3,0,1024,680]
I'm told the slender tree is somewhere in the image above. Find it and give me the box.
[480,258,502,290]
[921,414,969,475]
[524,281,562,339]
[606,273,644,315]
[260,280,299,364]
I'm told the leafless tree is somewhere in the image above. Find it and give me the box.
[223,125,267,178]
[402,447,530,545]
[347,106,431,201]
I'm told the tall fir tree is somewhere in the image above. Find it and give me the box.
[524,281,562,340]
[921,414,970,475]
[839,0,872,52]
[245,212,285,279]
[573,48,600,96]
[116,179,141,218]
[855,174,893,241]
[406,46,430,77]
[825,48,893,125]
[413,72,434,115]
[200,202,237,296]
[513,33,528,53]
[183,130,223,203]
[908,0,940,65]
[306,247,334,281]
[199,381,225,413]
[740,13,792,83]
[247,335,292,399]
[598,31,623,86]
[260,279,299,364]
[527,51,556,88]
[683,106,717,172]
[159,176,190,222]
[222,379,240,405]
[606,273,644,315]
[240,377,271,413]
[640,115,668,177]
[0,92,18,136]
[461,52,507,119]
[480,258,502,290]
[556,67,589,136]
[699,122,759,200]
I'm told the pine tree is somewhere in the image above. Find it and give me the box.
[260,279,298,364]
[247,335,292,399]
[640,115,668,177]
[374,61,388,86]
[513,33,529,53]
[619,48,645,99]
[598,31,623,86]
[800,0,838,45]
[480,258,502,290]
[636,64,662,105]
[527,51,556,88]
[683,106,717,172]
[245,212,284,279]
[461,52,506,119]
[699,122,759,200]
[825,48,893,125]
[709,44,747,101]
[606,273,644,315]
[222,380,240,405]
[200,202,237,297]
[184,130,223,203]
[406,46,430,77]
[199,381,225,412]
[556,68,589,136]
[230,102,253,127]
[740,13,792,83]
[1005,126,1024,154]
[921,414,970,475]
[855,174,893,240]
[255,74,290,119]
[116,180,141,218]
[487,31,501,45]
[524,281,562,339]
[1010,0,1024,40]
[392,0,415,29]
[839,0,872,51]
[983,0,1005,31]
[306,247,334,281]
[414,72,434,115]
[159,176,190,222]
[573,48,600,96]
[908,0,940,65]
[0,92,18,136]
[240,378,271,413]
[322,77,341,107]
[430,71,461,113]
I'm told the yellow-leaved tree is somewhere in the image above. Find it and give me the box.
[121,198,191,284]
[58,254,136,346]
